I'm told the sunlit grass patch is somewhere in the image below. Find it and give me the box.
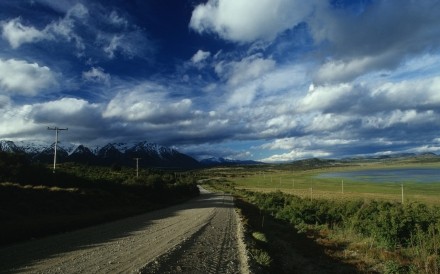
[1,182,79,193]
[252,231,268,243]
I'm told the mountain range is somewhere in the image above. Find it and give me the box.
[1,140,438,168]
[0,140,199,168]
[0,140,264,168]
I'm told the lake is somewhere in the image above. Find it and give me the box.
[316,168,440,183]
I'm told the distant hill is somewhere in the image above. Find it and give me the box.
[200,157,263,166]
[0,140,199,168]
[289,158,338,168]
[290,153,440,168]
[343,152,440,162]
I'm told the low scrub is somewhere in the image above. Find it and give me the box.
[249,190,440,271]
[250,248,272,267]
[249,191,440,250]
[208,180,440,272]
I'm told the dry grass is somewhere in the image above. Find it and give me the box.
[237,186,440,206]
[1,182,80,193]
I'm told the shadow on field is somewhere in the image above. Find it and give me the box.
[236,198,365,274]
[0,190,224,273]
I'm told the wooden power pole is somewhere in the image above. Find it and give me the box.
[47,127,68,173]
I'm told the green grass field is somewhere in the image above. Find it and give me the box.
[214,162,440,205]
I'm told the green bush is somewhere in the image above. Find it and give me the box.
[251,248,272,267]
[245,191,440,251]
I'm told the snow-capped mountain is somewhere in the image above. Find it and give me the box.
[0,140,21,153]
[13,140,73,155]
[0,140,199,168]
[68,145,96,164]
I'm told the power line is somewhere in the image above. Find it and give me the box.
[47,126,68,173]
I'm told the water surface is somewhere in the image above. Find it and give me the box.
[316,168,440,183]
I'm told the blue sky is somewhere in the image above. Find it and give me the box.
[1,0,440,162]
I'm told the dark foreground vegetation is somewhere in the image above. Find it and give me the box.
[0,151,199,245]
[206,180,440,273]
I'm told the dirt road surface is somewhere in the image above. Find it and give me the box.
[0,187,248,274]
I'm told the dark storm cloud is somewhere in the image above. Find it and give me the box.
[311,0,440,84]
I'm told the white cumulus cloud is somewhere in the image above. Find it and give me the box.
[30,98,102,127]
[298,83,354,113]
[314,54,393,84]
[1,4,88,50]
[261,149,330,162]
[191,49,211,64]
[216,55,276,86]
[0,58,58,96]
[0,104,38,138]
[190,0,316,43]
[103,83,193,124]
[1,17,46,48]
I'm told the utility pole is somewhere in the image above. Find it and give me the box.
[401,184,404,204]
[134,158,141,178]
[47,127,68,173]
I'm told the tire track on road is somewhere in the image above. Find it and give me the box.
[0,193,220,273]
[142,193,245,274]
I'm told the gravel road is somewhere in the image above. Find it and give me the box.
[0,187,248,274]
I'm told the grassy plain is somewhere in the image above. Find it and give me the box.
[221,161,440,205]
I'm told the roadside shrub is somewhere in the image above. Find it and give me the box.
[383,260,401,274]
[347,201,440,248]
[246,190,440,251]
[253,191,286,213]
[0,151,51,184]
[146,174,164,190]
[251,248,272,267]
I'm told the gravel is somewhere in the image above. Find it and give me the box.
[0,188,248,274]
